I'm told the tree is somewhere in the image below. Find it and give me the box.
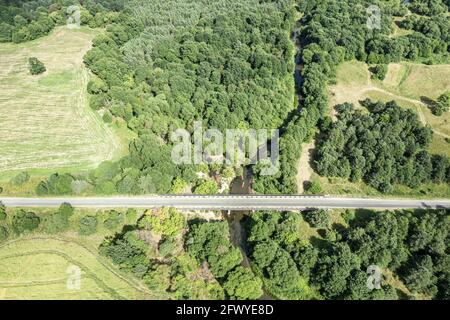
[403,255,438,296]
[186,221,242,278]
[303,209,330,228]
[12,210,40,234]
[313,243,361,299]
[194,180,219,195]
[431,92,450,116]
[143,264,171,292]
[138,207,185,237]
[223,266,263,300]
[78,215,98,235]
[292,244,319,278]
[28,57,46,75]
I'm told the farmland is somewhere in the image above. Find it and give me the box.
[0,237,151,300]
[0,26,124,178]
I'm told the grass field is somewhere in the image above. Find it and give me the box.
[297,60,450,197]
[0,237,151,300]
[0,26,125,177]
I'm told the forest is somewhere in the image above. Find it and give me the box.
[254,0,450,194]
[0,0,123,43]
[244,208,449,300]
[14,0,296,195]
[2,0,448,195]
[315,100,450,193]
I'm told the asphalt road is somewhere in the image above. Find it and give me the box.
[1,195,450,211]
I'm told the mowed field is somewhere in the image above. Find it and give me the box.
[0,237,151,300]
[0,27,122,175]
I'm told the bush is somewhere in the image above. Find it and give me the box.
[370,64,388,80]
[42,203,74,234]
[342,210,355,224]
[431,92,450,116]
[158,237,177,257]
[143,264,171,291]
[305,181,323,194]
[303,209,330,228]
[36,173,75,195]
[102,111,113,123]
[10,172,30,186]
[28,57,46,75]
[125,208,138,224]
[12,210,40,234]
[78,215,98,235]
[104,210,123,230]
[0,202,6,221]
[194,180,219,195]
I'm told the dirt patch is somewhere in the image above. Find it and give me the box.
[296,141,315,194]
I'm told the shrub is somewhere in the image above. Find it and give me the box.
[102,111,113,123]
[0,226,8,242]
[12,210,40,234]
[138,207,185,237]
[78,215,98,235]
[0,202,6,221]
[36,173,75,195]
[104,210,123,230]
[431,92,450,116]
[28,57,46,75]
[158,237,177,257]
[42,203,74,234]
[305,181,323,194]
[10,172,30,186]
[370,64,388,80]
[194,180,219,195]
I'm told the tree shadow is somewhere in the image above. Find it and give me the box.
[332,222,346,234]
[420,96,435,108]
[309,235,331,250]
[349,209,378,228]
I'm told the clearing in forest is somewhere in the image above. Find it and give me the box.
[0,27,123,176]
[329,60,450,154]
[297,60,450,197]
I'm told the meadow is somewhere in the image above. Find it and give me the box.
[0,27,125,178]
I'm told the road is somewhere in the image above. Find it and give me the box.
[1,195,450,211]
